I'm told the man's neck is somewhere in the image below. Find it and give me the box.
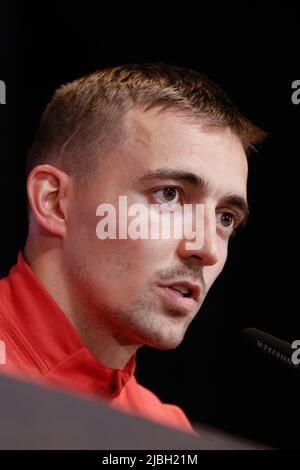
[24,243,139,370]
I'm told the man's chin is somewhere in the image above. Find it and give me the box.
[144,330,186,351]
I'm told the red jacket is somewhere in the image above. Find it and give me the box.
[0,252,193,433]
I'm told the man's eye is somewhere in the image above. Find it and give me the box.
[153,187,181,205]
[217,212,236,230]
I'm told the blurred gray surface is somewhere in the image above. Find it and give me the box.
[0,373,269,449]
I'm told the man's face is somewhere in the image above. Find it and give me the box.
[64,108,248,350]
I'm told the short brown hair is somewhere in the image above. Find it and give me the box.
[26,63,266,182]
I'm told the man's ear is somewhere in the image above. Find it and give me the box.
[27,164,70,237]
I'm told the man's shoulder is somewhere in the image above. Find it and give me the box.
[0,298,46,379]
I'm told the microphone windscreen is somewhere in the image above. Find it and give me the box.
[241,327,300,374]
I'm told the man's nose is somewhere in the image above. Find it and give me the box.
[177,205,220,266]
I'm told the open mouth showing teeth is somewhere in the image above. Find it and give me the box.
[170,286,193,298]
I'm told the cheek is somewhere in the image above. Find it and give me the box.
[67,199,189,299]
[95,238,176,301]
[88,238,166,291]
[84,239,160,309]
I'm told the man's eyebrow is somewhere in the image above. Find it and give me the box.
[137,168,210,191]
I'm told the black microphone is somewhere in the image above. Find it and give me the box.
[241,327,300,374]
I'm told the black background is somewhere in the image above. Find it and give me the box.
[1,2,299,448]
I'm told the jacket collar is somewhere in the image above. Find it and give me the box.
[1,252,136,398]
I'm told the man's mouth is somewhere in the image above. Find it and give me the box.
[157,281,201,303]
[157,281,201,316]
[168,285,193,298]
